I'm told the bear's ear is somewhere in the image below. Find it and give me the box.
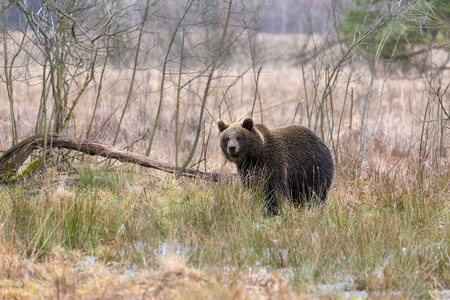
[217,120,229,132]
[242,118,253,131]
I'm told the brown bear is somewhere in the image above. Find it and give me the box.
[218,117,334,214]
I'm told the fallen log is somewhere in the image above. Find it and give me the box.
[0,134,224,182]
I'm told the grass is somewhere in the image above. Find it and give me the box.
[0,157,448,298]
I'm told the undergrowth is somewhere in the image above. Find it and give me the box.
[0,161,448,298]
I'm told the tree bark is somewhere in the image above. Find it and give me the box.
[0,135,225,182]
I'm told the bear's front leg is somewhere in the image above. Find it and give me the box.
[264,172,289,216]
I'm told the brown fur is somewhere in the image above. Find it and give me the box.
[218,118,334,214]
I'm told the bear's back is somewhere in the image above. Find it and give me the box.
[255,123,333,174]
[255,123,321,151]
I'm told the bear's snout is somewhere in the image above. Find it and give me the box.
[228,145,237,154]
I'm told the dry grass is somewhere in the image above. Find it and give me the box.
[0,33,449,299]
[0,243,300,299]
[0,158,448,298]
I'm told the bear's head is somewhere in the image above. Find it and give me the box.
[218,118,260,164]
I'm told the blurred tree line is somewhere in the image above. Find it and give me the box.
[338,0,450,60]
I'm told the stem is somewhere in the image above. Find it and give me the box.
[87,40,110,140]
[113,0,153,146]
[178,0,234,176]
[2,8,18,146]
[175,25,186,167]
[146,0,196,156]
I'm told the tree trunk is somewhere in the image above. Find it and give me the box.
[0,135,227,183]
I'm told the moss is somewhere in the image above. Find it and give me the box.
[0,158,42,183]
[20,158,42,177]
[0,164,17,182]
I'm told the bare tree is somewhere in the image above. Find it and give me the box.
[1,0,266,175]
[1,2,21,146]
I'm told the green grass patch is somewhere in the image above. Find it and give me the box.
[0,165,448,298]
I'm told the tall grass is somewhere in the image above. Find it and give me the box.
[1,156,448,298]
